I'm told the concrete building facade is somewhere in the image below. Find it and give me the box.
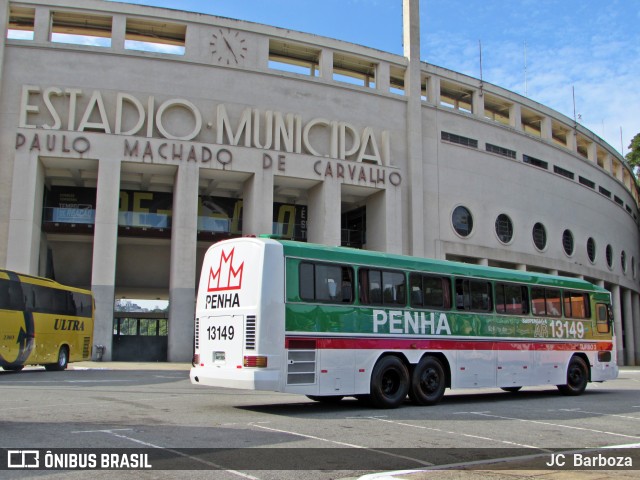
[1,0,638,364]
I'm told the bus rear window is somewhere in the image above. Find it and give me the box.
[299,262,353,303]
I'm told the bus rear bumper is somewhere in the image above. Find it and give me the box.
[189,365,280,391]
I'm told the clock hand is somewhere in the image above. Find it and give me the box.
[223,38,238,62]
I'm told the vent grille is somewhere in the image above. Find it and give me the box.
[194,317,200,350]
[82,337,90,358]
[245,315,256,350]
[287,349,316,385]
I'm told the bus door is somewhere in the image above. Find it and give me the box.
[112,312,168,361]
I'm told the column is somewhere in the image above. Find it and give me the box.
[366,187,402,254]
[91,157,122,361]
[403,0,425,256]
[33,5,50,43]
[610,285,624,365]
[242,168,273,236]
[168,163,199,362]
[472,90,484,118]
[622,288,636,366]
[540,116,552,141]
[376,62,390,93]
[509,103,522,131]
[319,48,333,81]
[632,292,640,366]
[307,181,340,246]
[111,14,126,52]
[6,151,45,274]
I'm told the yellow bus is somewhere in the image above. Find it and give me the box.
[0,270,94,372]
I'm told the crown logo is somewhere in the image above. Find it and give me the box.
[207,248,244,292]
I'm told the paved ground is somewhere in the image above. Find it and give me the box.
[1,362,638,480]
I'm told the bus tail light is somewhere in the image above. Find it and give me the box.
[244,355,268,368]
[192,354,200,367]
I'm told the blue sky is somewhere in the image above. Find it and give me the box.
[109,0,639,157]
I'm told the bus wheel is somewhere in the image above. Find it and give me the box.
[410,356,446,406]
[557,356,588,396]
[500,386,522,393]
[45,346,69,371]
[306,395,344,403]
[369,356,409,409]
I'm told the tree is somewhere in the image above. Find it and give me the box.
[626,132,640,177]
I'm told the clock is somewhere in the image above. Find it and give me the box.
[210,28,247,65]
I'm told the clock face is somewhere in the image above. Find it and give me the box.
[210,28,247,65]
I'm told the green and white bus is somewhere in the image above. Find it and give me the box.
[190,237,617,408]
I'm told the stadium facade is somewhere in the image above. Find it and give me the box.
[0,0,638,364]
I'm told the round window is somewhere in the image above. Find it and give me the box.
[562,229,574,256]
[532,222,546,251]
[586,237,596,263]
[606,244,613,269]
[495,214,513,244]
[452,206,473,237]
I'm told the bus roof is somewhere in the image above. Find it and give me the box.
[0,269,92,295]
[269,238,607,294]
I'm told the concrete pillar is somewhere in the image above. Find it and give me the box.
[319,48,333,81]
[567,130,577,153]
[168,163,199,362]
[6,151,45,274]
[472,90,484,118]
[540,116,552,141]
[516,264,527,271]
[111,14,126,52]
[633,292,640,365]
[478,258,489,266]
[509,103,522,131]
[366,187,402,254]
[91,157,122,361]
[33,5,49,43]
[307,180,340,246]
[403,0,425,257]
[376,62,390,93]
[610,285,624,365]
[622,288,636,365]
[427,76,440,106]
[242,168,273,236]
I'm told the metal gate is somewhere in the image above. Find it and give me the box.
[112,312,168,361]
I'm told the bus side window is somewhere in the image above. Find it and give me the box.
[299,262,354,304]
[563,291,590,319]
[456,279,492,312]
[596,303,610,334]
[0,278,25,310]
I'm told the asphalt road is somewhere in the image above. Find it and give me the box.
[1,364,639,480]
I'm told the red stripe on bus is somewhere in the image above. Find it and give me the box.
[284,336,613,352]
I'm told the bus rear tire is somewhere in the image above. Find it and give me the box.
[557,356,588,396]
[410,356,446,406]
[45,346,69,371]
[369,356,409,409]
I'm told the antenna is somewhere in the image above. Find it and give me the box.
[479,40,484,96]
[572,86,577,136]
[524,41,528,96]
[620,126,624,156]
